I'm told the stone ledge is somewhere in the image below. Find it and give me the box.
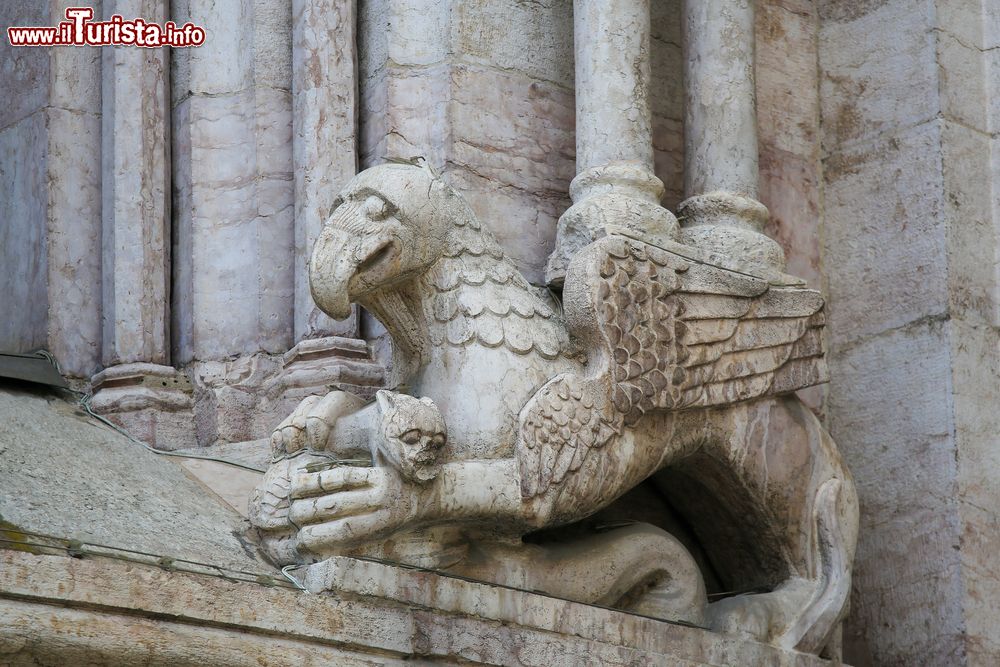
[1,550,838,666]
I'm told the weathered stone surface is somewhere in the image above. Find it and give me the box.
[292,0,360,340]
[0,549,839,666]
[826,320,964,667]
[819,0,938,150]
[0,385,268,572]
[172,0,294,363]
[822,120,949,346]
[252,165,856,656]
[101,0,171,368]
[0,112,48,356]
[819,3,1000,662]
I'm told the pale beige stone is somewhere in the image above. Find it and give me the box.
[252,165,858,655]
[292,0,360,340]
[0,550,840,666]
[100,0,170,367]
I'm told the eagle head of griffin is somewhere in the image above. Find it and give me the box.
[309,162,474,320]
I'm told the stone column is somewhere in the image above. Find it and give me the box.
[678,0,784,272]
[545,0,678,286]
[100,0,170,368]
[270,0,385,438]
[292,0,360,341]
[0,1,102,378]
[91,0,192,450]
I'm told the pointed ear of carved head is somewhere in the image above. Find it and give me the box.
[375,389,397,414]
[309,163,476,320]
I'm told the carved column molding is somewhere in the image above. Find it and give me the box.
[100,0,170,368]
[679,0,785,272]
[93,0,192,449]
[292,0,360,341]
[545,0,679,287]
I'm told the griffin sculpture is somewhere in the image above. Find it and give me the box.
[250,163,858,656]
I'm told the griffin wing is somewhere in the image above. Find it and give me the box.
[516,234,827,499]
[570,235,827,419]
[516,374,619,498]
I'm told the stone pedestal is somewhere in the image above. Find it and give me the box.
[89,363,194,451]
[0,548,846,666]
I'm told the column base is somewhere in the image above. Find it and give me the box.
[546,163,679,287]
[89,363,195,451]
[678,192,787,273]
[193,336,385,448]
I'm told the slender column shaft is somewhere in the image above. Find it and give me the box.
[101,0,170,366]
[678,0,785,273]
[546,0,677,286]
[172,0,295,362]
[43,1,103,377]
[683,0,759,199]
[292,0,360,340]
[574,0,654,175]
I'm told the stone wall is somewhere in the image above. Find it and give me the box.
[3,1,1000,664]
[819,0,1000,664]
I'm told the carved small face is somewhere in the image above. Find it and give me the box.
[374,390,447,483]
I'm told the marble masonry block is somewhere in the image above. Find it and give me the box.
[303,557,841,666]
[822,120,949,346]
[182,0,254,95]
[1,549,843,667]
[44,104,103,378]
[826,320,963,667]
[100,5,171,367]
[0,1,49,130]
[252,0,293,90]
[173,89,294,362]
[819,0,939,150]
[451,0,574,89]
[940,121,998,326]
[90,363,196,452]
[292,0,360,339]
[760,147,823,290]
[757,0,820,160]
[948,319,1000,665]
[935,23,990,134]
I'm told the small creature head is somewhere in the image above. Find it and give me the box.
[373,390,447,484]
[309,162,476,320]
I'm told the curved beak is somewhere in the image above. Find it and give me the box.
[309,227,360,321]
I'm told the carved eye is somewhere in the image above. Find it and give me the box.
[401,430,421,445]
[431,434,445,448]
[362,195,395,221]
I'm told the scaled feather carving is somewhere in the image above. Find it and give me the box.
[516,235,827,498]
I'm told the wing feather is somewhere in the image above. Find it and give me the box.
[569,236,828,417]
[517,375,617,498]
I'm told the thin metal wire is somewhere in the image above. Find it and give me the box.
[281,564,308,591]
[0,528,295,590]
[67,388,267,473]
